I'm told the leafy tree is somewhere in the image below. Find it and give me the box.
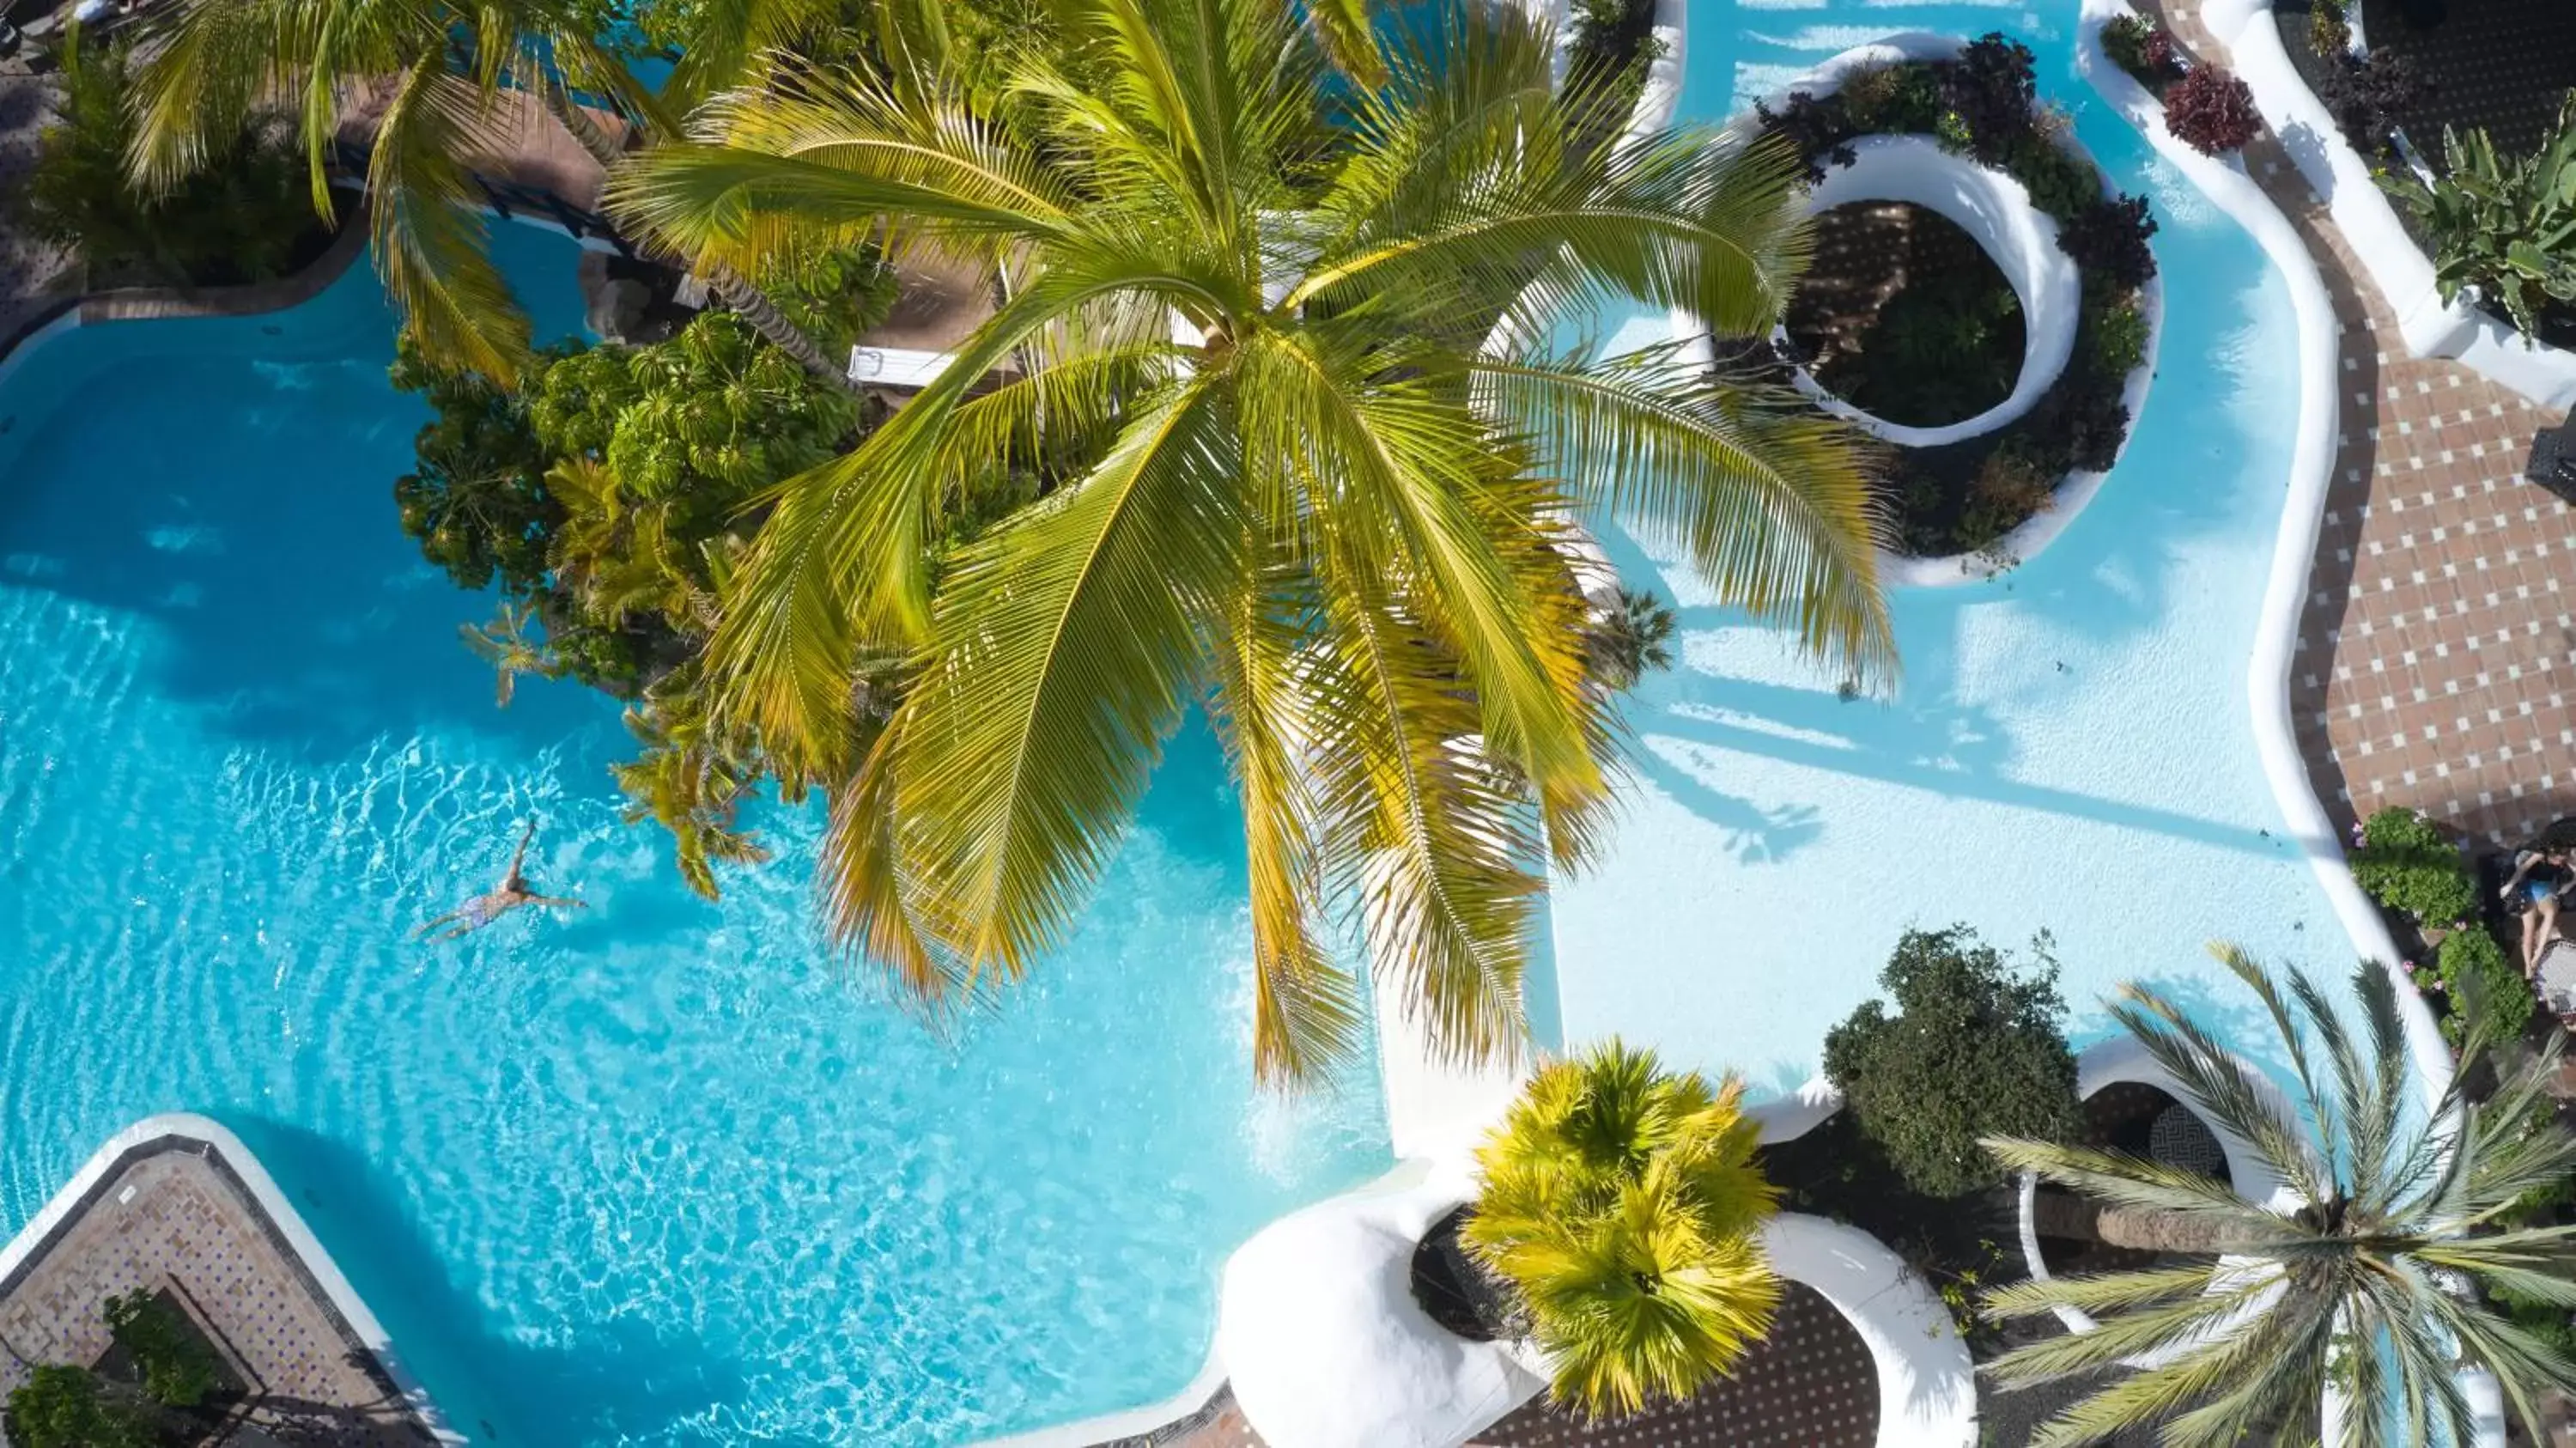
[2348,805,2476,926]
[9,24,311,288]
[1465,1040,1782,1420]
[102,1291,220,1409]
[3,1366,155,1448]
[1821,926,2083,1197]
[2380,94,2576,340]
[392,335,566,595]
[1586,587,1677,693]
[1983,946,2576,1446]
[609,0,1893,1082]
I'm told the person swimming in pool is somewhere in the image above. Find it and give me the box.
[2500,843,2573,978]
[416,820,585,941]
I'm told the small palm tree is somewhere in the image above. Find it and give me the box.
[609,0,1892,1082]
[1982,946,2576,1446]
[1465,1040,1783,1420]
[1588,585,1678,693]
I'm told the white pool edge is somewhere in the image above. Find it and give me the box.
[2075,11,2500,1441]
[0,1112,462,1446]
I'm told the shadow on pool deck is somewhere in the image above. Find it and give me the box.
[227,1117,776,1448]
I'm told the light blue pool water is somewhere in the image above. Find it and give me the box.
[1547,3,2348,1092]
[0,223,1389,1445]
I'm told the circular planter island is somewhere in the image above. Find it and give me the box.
[1754,33,2166,582]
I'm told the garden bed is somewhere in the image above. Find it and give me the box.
[1784,200,2027,429]
[2271,0,2576,351]
[1758,34,2156,561]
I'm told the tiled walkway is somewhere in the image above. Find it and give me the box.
[2146,0,2576,850]
[1141,1283,1875,1448]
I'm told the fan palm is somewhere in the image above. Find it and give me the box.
[1982,945,2576,1447]
[1464,1039,1783,1419]
[607,0,1892,1083]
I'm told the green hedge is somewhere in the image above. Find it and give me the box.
[2434,925,2533,1042]
[2350,806,2476,927]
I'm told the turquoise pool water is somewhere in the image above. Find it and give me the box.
[0,223,1389,1445]
[1547,3,2350,1092]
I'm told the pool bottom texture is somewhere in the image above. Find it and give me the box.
[0,223,1391,1447]
[1546,3,2354,1097]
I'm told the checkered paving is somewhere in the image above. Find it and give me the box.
[1138,1283,1877,1448]
[0,1147,433,1445]
[2148,0,2576,850]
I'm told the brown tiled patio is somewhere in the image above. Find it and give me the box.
[2148,0,2576,853]
[0,1135,435,1446]
[1131,1282,1876,1448]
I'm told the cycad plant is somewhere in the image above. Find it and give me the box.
[1982,946,2576,1446]
[609,0,1892,1082]
[1465,1040,1783,1420]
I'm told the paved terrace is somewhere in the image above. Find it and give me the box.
[2147,0,2576,851]
[0,1119,440,1446]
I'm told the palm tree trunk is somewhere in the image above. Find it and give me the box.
[2033,1189,2260,1256]
[538,83,860,394]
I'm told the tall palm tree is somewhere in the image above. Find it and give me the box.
[1465,1039,1783,1419]
[1983,946,2576,1447]
[608,0,1893,1083]
[118,0,874,384]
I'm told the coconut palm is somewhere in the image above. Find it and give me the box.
[1982,946,2576,1447]
[607,0,1892,1082]
[1464,1039,1783,1419]
[117,0,902,383]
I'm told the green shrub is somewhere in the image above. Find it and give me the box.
[2082,293,2152,379]
[7,23,315,288]
[103,1289,221,1408]
[1822,925,2085,1197]
[2379,94,2576,339]
[3,1366,154,1448]
[1998,121,2104,225]
[2435,925,2534,1041]
[2349,806,2476,925]
[2308,0,2351,58]
[2101,15,2180,91]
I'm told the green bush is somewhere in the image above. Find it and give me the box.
[1821,925,2085,1197]
[7,23,315,288]
[2349,806,2476,925]
[2379,94,2576,340]
[3,1366,154,1448]
[2081,294,2152,379]
[2435,925,2533,1041]
[103,1289,221,1408]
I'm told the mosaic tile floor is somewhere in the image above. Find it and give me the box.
[0,1141,434,1445]
[2148,0,2576,854]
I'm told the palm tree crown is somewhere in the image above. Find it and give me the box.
[1983,946,2576,1447]
[608,0,1893,1082]
[1465,1039,1783,1419]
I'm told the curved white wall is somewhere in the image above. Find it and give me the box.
[1765,1213,1978,1448]
[1790,135,2083,449]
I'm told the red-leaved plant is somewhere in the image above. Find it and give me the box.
[2164,66,2263,155]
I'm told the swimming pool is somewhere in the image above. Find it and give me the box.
[0,223,1389,1445]
[1545,2,2359,1094]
